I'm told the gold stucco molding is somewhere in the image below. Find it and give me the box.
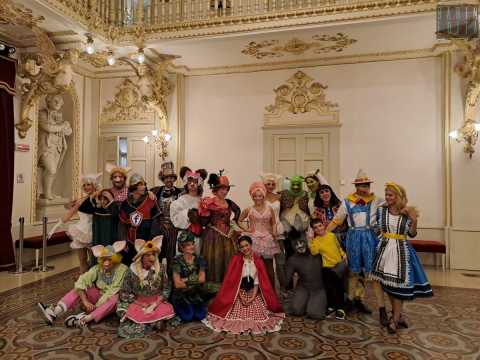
[264,70,339,127]
[452,39,480,157]
[100,78,155,125]
[242,33,357,59]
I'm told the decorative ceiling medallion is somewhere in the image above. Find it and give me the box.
[265,70,338,116]
[242,33,357,59]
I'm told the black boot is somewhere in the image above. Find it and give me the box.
[379,307,389,326]
[354,299,372,314]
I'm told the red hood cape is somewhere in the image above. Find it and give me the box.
[208,253,283,318]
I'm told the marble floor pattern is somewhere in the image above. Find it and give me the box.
[0,268,480,359]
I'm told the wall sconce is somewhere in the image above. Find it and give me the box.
[106,50,116,66]
[449,119,480,158]
[143,129,172,160]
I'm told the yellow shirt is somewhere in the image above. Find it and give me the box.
[309,232,346,268]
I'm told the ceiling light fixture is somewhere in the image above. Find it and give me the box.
[137,48,145,64]
[107,50,116,66]
[85,34,95,55]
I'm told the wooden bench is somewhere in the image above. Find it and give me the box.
[410,240,446,270]
[15,231,70,268]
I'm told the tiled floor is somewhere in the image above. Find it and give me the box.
[1,252,480,293]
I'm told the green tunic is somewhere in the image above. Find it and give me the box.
[74,263,128,306]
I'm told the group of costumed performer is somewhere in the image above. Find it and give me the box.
[41,159,432,336]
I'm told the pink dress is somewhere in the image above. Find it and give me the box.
[248,207,280,258]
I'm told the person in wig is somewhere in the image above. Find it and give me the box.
[239,181,279,288]
[370,182,433,334]
[170,166,208,255]
[117,236,175,338]
[105,163,131,204]
[203,235,284,334]
[48,173,102,273]
[304,169,329,216]
[260,173,287,292]
[199,170,241,285]
[37,241,128,327]
[327,169,386,319]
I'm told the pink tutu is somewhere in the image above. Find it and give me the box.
[252,232,280,258]
[203,290,284,334]
[125,295,175,324]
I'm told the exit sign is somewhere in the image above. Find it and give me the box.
[436,4,479,39]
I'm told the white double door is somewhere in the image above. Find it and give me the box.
[264,127,340,188]
[100,135,155,188]
[273,133,329,179]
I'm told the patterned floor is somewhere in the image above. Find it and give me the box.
[0,269,479,360]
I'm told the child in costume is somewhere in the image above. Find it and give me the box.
[203,235,284,334]
[310,219,347,320]
[170,167,208,255]
[117,236,175,338]
[37,241,128,327]
[370,182,433,334]
[327,169,386,318]
[199,170,241,285]
[239,181,279,288]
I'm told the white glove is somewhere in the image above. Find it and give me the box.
[47,219,63,239]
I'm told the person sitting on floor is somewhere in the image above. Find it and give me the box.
[37,241,128,327]
[117,236,175,338]
[171,231,213,323]
[309,218,348,320]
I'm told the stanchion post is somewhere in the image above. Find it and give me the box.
[9,217,28,274]
[40,216,54,272]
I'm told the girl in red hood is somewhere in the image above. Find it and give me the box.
[202,235,284,334]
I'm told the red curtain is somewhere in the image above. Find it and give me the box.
[0,54,17,268]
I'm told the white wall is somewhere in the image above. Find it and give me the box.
[184,58,444,229]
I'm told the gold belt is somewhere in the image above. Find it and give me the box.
[383,232,407,240]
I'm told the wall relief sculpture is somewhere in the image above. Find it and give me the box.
[264,71,339,127]
[242,33,357,59]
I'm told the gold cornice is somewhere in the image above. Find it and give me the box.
[176,43,454,76]
[72,44,455,78]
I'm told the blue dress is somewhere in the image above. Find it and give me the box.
[344,201,378,274]
[370,207,433,300]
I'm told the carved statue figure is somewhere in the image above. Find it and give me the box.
[38,94,72,200]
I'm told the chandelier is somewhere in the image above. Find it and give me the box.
[143,129,172,160]
[449,119,480,158]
